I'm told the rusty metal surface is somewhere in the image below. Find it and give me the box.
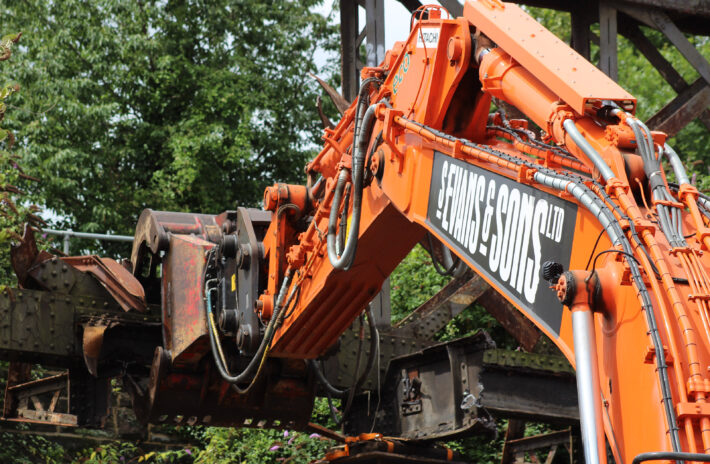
[394,271,490,340]
[161,234,215,367]
[501,428,576,464]
[392,271,540,350]
[28,256,116,301]
[479,352,578,424]
[501,419,527,464]
[309,73,350,115]
[308,422,346,443]
[322,324,430,392]
[62,256,146,312]
[0,288,76,361]
[82,325,108,377]
[3,362,31,418]
[646,78,710,136]
[0,286,159,366]
[10,224,52,287]
[342,332,498,441]
[130,209,225,276]
[4,372,78,426]
[477,289,541,352]
[326,268,541,393]
[0,369,113,428]
[343,332,578,441]
[482,349,574,375]
[127,346,315,429]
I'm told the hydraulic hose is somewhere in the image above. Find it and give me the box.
[562,119,616,182]
[327,103,378,270]
[664,143,691,185]
[355,110,681,452]
[205,268,294,394]
[309,306,380,423]
[310,307,379,396]
[342,307,379,419]
[621,114,686,247]
[534,171,681,453]
[549,120,683,451]
[309,359,347,397]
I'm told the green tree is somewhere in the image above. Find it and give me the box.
[0,0,338,252]
[0,2,341,462]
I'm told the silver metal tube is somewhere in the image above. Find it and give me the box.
[533,172,623,246]
[573,309,606,464]
[327,169,350,265]
[562,119,615,182]
[535,169,682,452]
[625,117,653,161]
[44,228,134,242]
[664,143,691,186]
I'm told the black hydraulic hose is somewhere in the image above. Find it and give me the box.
[326,79,382,270]
[204,268,294,394]
[535,171,681,452]
[325,389,342,425]
[592,180,675,282]
[309,306,379,421]
[357,306,379,391]
[494,109,575,159]
[342,315,365,423]
[351,78,381,149]
[327,103,379,270]
[425,232,459,276]
[627,117,683,248]
[632,452,710,464]
[309,360,347,397]
[489,124,577,163]
[549,124,682,439]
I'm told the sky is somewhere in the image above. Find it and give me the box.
[314,0,450,68]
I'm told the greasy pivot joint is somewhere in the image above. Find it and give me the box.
[554,271,577,307]
[542,261,564,284]
[553,270,600,311]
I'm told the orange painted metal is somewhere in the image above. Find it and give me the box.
[464,0,635,115]
[225,1,710,462]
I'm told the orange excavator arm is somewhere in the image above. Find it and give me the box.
[246,2,710,464]
[6,3,710,464]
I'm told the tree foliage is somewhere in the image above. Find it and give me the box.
[0,0,338,244]
[0,31,46,285]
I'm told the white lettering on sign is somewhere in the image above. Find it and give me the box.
[433,159,567,305]
[416,27,440,48]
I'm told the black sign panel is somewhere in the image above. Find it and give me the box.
[426,152,578,335]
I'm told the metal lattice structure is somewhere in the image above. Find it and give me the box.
[340,0,710,136]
